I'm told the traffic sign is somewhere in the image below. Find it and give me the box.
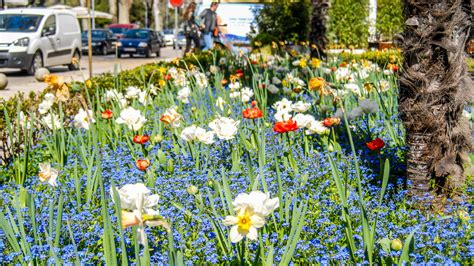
[169,0,183,8]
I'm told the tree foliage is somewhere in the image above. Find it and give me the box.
[251,0,311,45]
[377,0,404,40]
[327,0,369,48]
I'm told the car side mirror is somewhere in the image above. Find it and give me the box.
[42,26,55,37]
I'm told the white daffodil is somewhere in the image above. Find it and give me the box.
[160,106,182,128]
[181,125,216,144]
[113,183,160,212]
[344,83,361,96]
[19,111,31,129]
[223,206,265,243]
[209,116,240,140]
[112,183,169,245]
[42,113,62,130]
[306,120,330,135]
[116,107,147,131]
[73,108,95,130]
[215,97,226,111]
[138,91,152,105]
[125,86,141,99]
[274,110,292,122]
[291,101,311,113]
[38,163,59,187]
[293,113,316,128]
[240,87,254,103]
[272,98,293,113]
[194,72,208,89]
[223,191,279,243]
[38,100,53,115]
[229,81,241,91]
[177,87,191,103]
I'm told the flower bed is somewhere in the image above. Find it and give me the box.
[0,48,471,264]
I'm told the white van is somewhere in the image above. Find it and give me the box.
[0,8,81,75]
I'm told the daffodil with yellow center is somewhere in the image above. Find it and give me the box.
[299,58,307,68]
[223,206,265,243]
[311,58,321,68]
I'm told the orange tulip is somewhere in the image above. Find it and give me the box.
[102,110,113,119]
[243,107,263,119]
[133,135,150,145]
[136,159,150,171]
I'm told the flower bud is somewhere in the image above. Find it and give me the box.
[391,238,403,251]
[187,185,199,195]
[154,135,164,143]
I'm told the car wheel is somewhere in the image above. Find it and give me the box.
[101,44,108,56]
[26,51,43,75]
[130,53,134,58]
[68,50,81,71]
[117,52,122,58]
[145,47,152,58]
[156,48,161,57]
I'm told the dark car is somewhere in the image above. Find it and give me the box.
[82,29,117,55]
[117,29,161,58]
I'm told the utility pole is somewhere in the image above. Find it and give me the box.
[86,0,93,79]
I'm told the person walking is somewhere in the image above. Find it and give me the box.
[183,2,200,54]
[199,1,219,51]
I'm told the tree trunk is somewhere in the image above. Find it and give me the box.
[309,0,329,59]
[119,0,133,24]
[109,0,118,23]
[153,0,162,31]
[368,0,377,43]
[399,0,473,201]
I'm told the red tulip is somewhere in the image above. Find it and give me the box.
[236,69,244,78]
[133,135,150,145]
[102,109,113,119]
[136,159,150,171]
[273,119,298,133]
[322,117,341,127]
[367,138,385,151]
[243,107,263,119]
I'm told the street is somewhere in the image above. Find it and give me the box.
[0,46,182,99]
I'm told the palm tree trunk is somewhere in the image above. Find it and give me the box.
[399,0,473,201]
[109,0,118,23]
[119,0,133,24]
[309,0,329,59]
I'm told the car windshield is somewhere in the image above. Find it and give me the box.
[0,14,43,32]
[124,29,149,39]
[110,27,127,34]
[82,31,105,38]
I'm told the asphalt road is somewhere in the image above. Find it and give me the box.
[0,46,182,100]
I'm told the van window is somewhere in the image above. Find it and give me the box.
[59,14,79,33]
[0,14,43,32]
[43,15,56,35]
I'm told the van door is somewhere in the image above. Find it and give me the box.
[57,14,79,64]
[41,14,62,66]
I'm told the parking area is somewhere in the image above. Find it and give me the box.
[0,46,182,99]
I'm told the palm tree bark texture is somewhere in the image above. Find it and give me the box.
[309,0,330,59]
[399,0,473,201]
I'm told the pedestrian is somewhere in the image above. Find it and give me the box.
[182,2,200,54]
[199,1,219,51]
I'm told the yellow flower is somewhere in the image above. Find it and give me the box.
[389,55,397,64]
[55,84,70,102]
[290,50,298,57]
[71,56,79,65]
[279,41,285,47]
[308,77,327,93]
[158,79,166,87]
[254,41,262,47]
[44,74,64,90]
[457,210,470,222]
[158,67,167,75]
[364,83,375,92]
[299,58,307,68]
[85,79,92,88]
[311,58,321,68]
[272,41,277,49]
[391,238,403,251]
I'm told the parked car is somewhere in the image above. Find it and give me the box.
[108,23,138,39]
[82,29,117,55]
[162,29,174,46]
[117,29,161,58]
[0,8,82,75]
[156,31,166,47]
[173,30,186,50]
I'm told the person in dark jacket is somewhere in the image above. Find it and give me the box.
[199,1,218,51]
[183,2,200,54]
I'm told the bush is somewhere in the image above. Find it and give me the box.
[250,1,311,47]
[327,0,369,48]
